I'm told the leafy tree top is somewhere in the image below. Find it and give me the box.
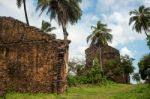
[87,21,113,47]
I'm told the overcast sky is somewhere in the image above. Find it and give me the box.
[0,0,150,78]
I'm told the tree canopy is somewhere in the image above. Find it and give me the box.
[41,20,56,32]
[129,5,150,36]
[87,21,113,47]
[36,0,82,41]
[138,53,150,82]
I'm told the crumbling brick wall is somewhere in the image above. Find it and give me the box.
[0,17,67,93]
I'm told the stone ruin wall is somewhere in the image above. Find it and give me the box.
[85,45,120,67]
[0,17,67,93]
[85,45,129,83]
[0,17,55,43]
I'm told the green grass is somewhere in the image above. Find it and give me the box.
[112,84,150,99]
[1,84,149,99]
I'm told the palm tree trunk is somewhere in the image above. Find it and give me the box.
[23,0,29,26]
[145,31,148,37]
[62,24,69,93]
[99,45,103,71]
[62,26,68,42]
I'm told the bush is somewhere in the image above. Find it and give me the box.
[138,53,150,83]
[67,75,77,87]
[76,58,105,85]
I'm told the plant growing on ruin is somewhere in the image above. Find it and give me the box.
[41,20,56,32]
[87,21,113,72]
[16,0,29,25]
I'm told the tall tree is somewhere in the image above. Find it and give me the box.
[36,0,82,93]
[36,0,82,42]
[129,5,150,36]
[41,20,56,32]
[16,0,29,25]
[87,21,113,71]
[120,55,134,83]
[138,53,150,83]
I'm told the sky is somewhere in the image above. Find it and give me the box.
[0,0,150,83]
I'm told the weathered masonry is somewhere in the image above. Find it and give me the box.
[85,45,120,67]
[85,45,130,83]
[0,17,67,93]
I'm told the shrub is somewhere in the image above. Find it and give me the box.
[67,75,77,87]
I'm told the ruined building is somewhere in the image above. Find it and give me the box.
[85,45,120,67]
[85,45,130,83]
[0,17,68,93]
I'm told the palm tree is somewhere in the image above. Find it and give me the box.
[87,21,113,71]
[36,0,82,43]
[41,20,56,32]
[36,0,82,93]
[16,0,29,25]
[129,5,150,36]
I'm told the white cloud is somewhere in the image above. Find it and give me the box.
[120,47,134,57]
[103,11,145,47]
[0,0,149,61]
[80,0,93,11]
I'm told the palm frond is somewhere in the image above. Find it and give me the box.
[16,0,23,8]
[41,20,56,32]
[129,10,139,15]
[139,5,145,13]
[129,16,137,25]
[87,21,113,47]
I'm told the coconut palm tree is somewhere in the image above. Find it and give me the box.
[41,20,56,32]
[16,0,29,25]
[36,0,82,43]
[129,5,150,36]
[87,21,113,71]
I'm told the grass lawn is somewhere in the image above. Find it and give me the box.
[1,84,150,99]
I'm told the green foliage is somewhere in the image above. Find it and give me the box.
[68,57,105,86]
[87,21,112,46]
[104,55,134,81]
[104,57,121,77]
[41,20,56,32]
[129,5,150,48]
[138,53,150,82]
[120,55,134,74]
[147,35,150,49]
[132,73,140,83]
[36,0,82,40]
[129,5,150,36]
[67,75,77,87]
[77,58,104,84]
[68,55,134,86]
[16,0,23,8]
